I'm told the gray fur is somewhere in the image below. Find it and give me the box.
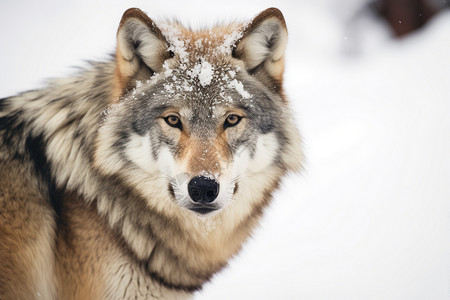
[0,7,302,299]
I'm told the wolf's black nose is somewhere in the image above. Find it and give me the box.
[188,176,219,203]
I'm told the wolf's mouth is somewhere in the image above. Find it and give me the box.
[188,205,219,215]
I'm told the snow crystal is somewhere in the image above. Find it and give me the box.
[182,82,193,92]
[159,23,189,63]
[183,59,215,87]
[197,60,214,87]
[201,216,217,235]
[186,63,201,78]
[164,67,173,77]
[218,27,245,55]
[98,100,126,128]
[198,170,218,181]
[228,79,251,99]
[195,38,204,48]
[164,83,175,94]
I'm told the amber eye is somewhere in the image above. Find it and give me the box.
[224,114,242,129]
[164,115,182,130]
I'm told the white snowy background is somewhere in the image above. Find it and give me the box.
[1,1,449,299]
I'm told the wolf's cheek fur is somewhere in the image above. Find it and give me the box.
[232,132,279,177]
[249,132,280,173]
[155,146,177,176]
[125,133,156,172]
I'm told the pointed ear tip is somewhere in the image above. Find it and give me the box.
[263,7,284,17]
[119,7,151,25]
[254,7,287,28]
[122,7,144,18]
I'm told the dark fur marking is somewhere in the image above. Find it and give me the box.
[258,120,275,134]
[123,268,134,298]
[230,135,251,154]
[73,127,83,139]
[131,120,146,135]
[149,134,176,161]
[24,134,63,219]
[247,61,283,94]
[131,104,169,135]
[133,39,142,51]
[233,183,239,194]
[89,90,110,103]
[236,102,275,134]
[167,184,176,199]
[0,110,26,148]
[135,55,155,77]
[146,271,203,293]
[48,97,65,104]
[0,97,9,111]
[265,23,280,50]
[112,131,130,150]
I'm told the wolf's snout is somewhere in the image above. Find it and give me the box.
[188,176,219,203]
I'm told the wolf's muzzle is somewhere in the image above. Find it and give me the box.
[187,176,219,204]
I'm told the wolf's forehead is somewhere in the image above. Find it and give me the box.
[142,23,254,110]
[158,23,248,83]
[158,63,250,104]
[158,22,245,59]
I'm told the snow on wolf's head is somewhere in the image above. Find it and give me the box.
[94,8,302,220]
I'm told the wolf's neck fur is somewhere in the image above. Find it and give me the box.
[1,60,278,293]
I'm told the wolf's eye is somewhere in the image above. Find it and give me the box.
[164,115,183,130]
[224,114,242,129]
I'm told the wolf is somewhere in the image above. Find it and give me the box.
[0,7,302,299]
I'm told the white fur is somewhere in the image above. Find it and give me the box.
[248,132,279,173]
[280,111,304,171]
[125,133,156,172]
[155,146,177,177]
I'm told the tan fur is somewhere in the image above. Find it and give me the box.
[0,7,302,299]
[0,161,56,299]
[186,137,221,174]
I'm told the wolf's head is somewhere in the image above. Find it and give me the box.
[94,8,302,221]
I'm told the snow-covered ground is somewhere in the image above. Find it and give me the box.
[1,1,449,299]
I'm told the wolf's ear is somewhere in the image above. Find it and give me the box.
[234,8,287,92]
[114,8,170,97]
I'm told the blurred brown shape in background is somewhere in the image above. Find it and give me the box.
[372,0,449,36]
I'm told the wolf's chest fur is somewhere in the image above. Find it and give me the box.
[0,7,302,299]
